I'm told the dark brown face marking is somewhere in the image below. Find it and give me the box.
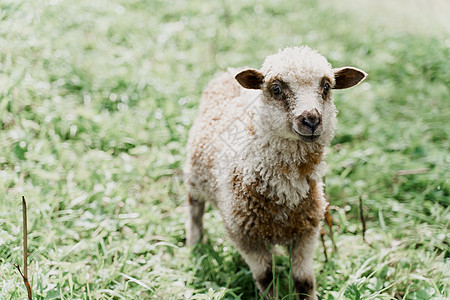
[266,78,294,111]
[320,76,332,101]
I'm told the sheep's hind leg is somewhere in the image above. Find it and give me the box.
[290,233,318,300]
[236,245,274,299]
[185,194,205,246]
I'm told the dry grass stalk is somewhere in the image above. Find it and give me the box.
[359,196,367,243]
[393,168,429,183]
[320,229,328,262]
[14,196,32,300]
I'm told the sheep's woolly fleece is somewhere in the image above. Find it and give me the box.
[185,46,337,230]
[261,46,335,87]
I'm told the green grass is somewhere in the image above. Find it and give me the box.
[0,0,448,299]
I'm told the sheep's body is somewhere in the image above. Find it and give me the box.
[185,46,366,299]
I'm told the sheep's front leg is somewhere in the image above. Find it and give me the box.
[291,233,318,300]
[185,194,205,246]
[237,246,274,299]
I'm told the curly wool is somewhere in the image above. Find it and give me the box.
[261,46,335,87]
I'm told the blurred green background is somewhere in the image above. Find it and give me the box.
[0,0,448,299]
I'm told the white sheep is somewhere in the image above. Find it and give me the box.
[184,46,367,299]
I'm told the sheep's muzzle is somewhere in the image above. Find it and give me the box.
[294,109,323,142]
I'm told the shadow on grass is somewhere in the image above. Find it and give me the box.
[188,240,257,299]
[188,238,304,299]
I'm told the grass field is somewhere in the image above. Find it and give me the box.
[0,0,449,299]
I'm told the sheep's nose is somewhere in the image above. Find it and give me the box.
[299,109,322,132]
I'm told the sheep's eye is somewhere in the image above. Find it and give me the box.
[323,83,330,97]
[272,84,282,96]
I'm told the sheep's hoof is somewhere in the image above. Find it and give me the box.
[293,277,316,300]
[256,268,274,300]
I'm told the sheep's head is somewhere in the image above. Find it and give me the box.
[235,46,367,145]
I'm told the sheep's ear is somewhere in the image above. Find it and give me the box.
[333,67,367,89]
[235,69,264,89]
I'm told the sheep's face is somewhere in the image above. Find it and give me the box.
[235,46,367,145]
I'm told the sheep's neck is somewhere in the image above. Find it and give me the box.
[232,133,325,209]
[257,133,325,172]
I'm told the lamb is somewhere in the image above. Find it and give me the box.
[184,46,367,299]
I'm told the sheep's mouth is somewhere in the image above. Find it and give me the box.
[293,129,320,142]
